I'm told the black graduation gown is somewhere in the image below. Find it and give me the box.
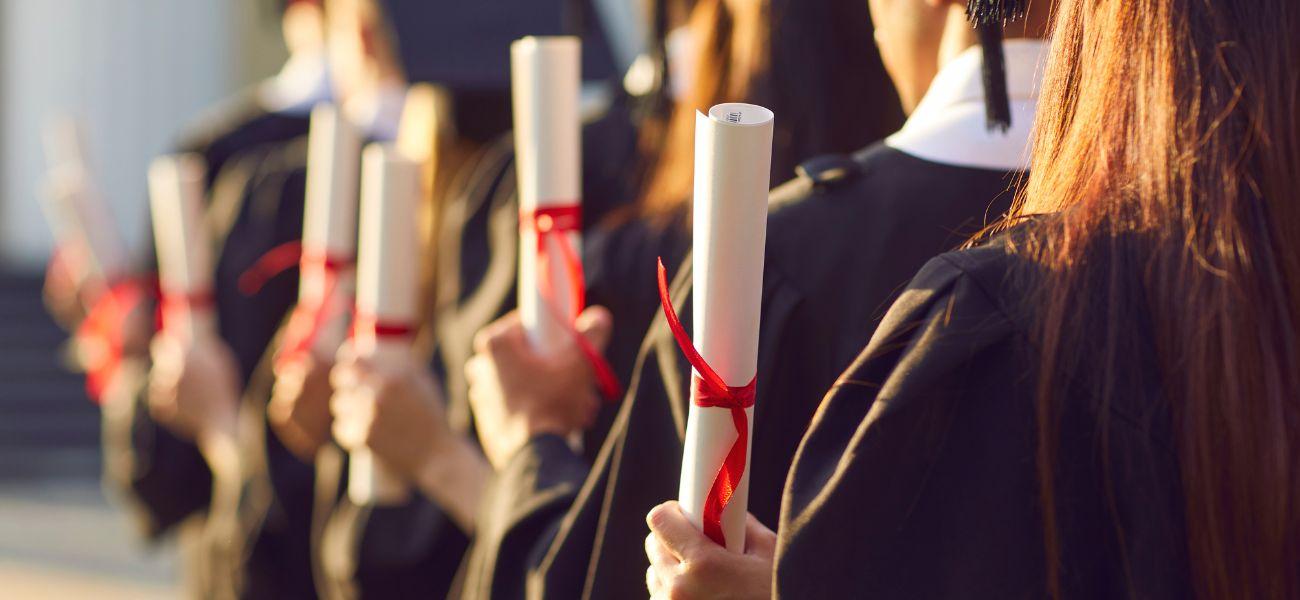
[458,144,1023,599]
[776,235,1191,599]
[102,101,310,544]
[201,137,318,600]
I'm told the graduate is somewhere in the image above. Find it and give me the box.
[458,0,1053,596]
[647,0,1300,597]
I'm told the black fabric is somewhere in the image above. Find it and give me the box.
[776,234,1191,599]
[202,138,316,600]
[459,144,1022,598]
[377,0,618,90]
[317,489,470,600]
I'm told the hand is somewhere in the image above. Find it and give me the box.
[644,501,775,600]
[269,351,335,461]
[42,247,88,330]
[147,332,241,444]
[329,345,449,478]
[464,306,613,469]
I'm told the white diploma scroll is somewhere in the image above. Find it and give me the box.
[511,36,583,355]
[299,104,362,354]
[349,143,421,505]
[148,154,215,344]
[41,165,128,287]
[678,103,774,552]
[40,119,128,287]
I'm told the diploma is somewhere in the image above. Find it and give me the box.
[511,36,583,355]
[285,104,362,363]
[40,118,128,288]
[678,103,773,552]
[148,154,215,344]
[348,143,421,505]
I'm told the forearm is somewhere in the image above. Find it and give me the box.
[414,434,492,533]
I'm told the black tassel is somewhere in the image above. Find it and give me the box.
[977,21,1012,132]
[966,0,1026,132]
[966,0,1028,25]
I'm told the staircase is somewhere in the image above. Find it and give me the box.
[0,271,101,480]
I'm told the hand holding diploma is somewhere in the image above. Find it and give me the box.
[659,103,774,552]
[268,104,361,460]
[145,154,241,468]
[334,144,421,505]
[644,501,774,600]
[511,36,622,403]
[464,306,613,469]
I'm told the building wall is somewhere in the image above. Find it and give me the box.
[0,0,284,271]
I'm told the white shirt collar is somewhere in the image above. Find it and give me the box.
[259,51,333,118]
[886,38,1049,172]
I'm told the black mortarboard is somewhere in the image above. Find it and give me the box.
[375,0,618,91]
[967,0,1027,131]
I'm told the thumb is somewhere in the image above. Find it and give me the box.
[574,305,614,353]
[646,501,706,561]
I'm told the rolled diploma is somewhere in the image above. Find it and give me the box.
[42,118,127,282]
[148,154,215,344]
[300,104,361,353]
[678,103,773,552]
[511,36,583,355]
[349,144,420,505]
[41,166,128,286]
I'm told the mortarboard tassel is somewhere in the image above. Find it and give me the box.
[967,0,1028,132]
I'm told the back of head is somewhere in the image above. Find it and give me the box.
[637,0,903,220]
[1009,0,1300,597]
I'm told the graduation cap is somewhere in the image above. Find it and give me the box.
[375,0,618,91]
[967,0,1027,131]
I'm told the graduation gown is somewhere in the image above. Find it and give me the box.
[458,144,1022,598]
[776,233,1191,599]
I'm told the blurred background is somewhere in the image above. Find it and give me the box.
[0,1,287,595]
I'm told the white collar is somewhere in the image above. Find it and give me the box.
[886,38,1049,172]
[259,51,333,117]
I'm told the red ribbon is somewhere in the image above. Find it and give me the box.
[239,241,355,368]
[75,276,156,403]
[350,312,416,341]
[159,288,215,334]
[520,205,623,401]
[656,257,756,548]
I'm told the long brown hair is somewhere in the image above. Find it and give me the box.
[1004,0,1300,597]
[636,0,902,220]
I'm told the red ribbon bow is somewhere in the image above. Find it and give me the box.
[239,241,355,368]
[75,276,156,403]
[656,257,756,548]
[520,205,623,401]
[159,287,215,335]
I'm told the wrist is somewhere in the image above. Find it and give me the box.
[196,420,241,480]
[415,434,490,533]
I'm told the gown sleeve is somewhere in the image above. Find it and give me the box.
[454,434,590,598]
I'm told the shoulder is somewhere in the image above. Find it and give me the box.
[767,143,1020,241]
[871,230,1041,355]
